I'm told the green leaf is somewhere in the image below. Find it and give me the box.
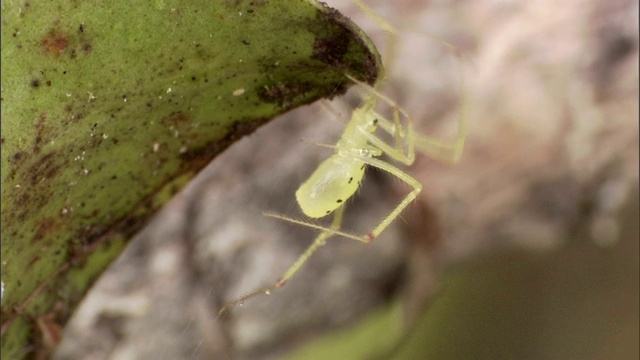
[0,1,381,357]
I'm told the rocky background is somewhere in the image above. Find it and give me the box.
[55,0,638,359]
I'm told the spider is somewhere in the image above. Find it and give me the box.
[219,0,466,315]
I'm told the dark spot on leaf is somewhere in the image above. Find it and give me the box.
[27,152,63,186]
[161,111,190,127]
[15,192,31,212]
[32,217,60,245]
[31,79,41,88]
[311,7,379,85]
[8,151,29,180]
[312,31,349,67]
[258,82,313,108]
[41,29,69,57]
[33,114,49,153]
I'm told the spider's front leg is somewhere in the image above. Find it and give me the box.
[345,75,417,165]
[353,155,423,240]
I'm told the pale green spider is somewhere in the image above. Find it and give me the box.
[219,0,466,315]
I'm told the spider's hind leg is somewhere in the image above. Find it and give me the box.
[219,207,349,315]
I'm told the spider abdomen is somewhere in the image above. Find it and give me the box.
[296,155,365,218]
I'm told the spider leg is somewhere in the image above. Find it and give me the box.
[351,0,398,81]
[355,155,422,240]
[412,57,467,164]
[219,207,346,315]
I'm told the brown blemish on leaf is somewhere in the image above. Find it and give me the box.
[11,175,62,224]
[161,111,190,126]
[11,187,29,204]
[27,152,64,186]
[41,29,69,57]
[311,7,378,85]
[312,31,350,67]
[32,217,60,245]
[257,82,314,108]
[70,224,113,265]
[13,152,25,161]
[34,113,48,153]
[6,150,29,182]
[5,151,65,223]
[10,151,27,165]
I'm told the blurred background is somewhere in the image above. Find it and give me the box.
[55,0,638,359]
